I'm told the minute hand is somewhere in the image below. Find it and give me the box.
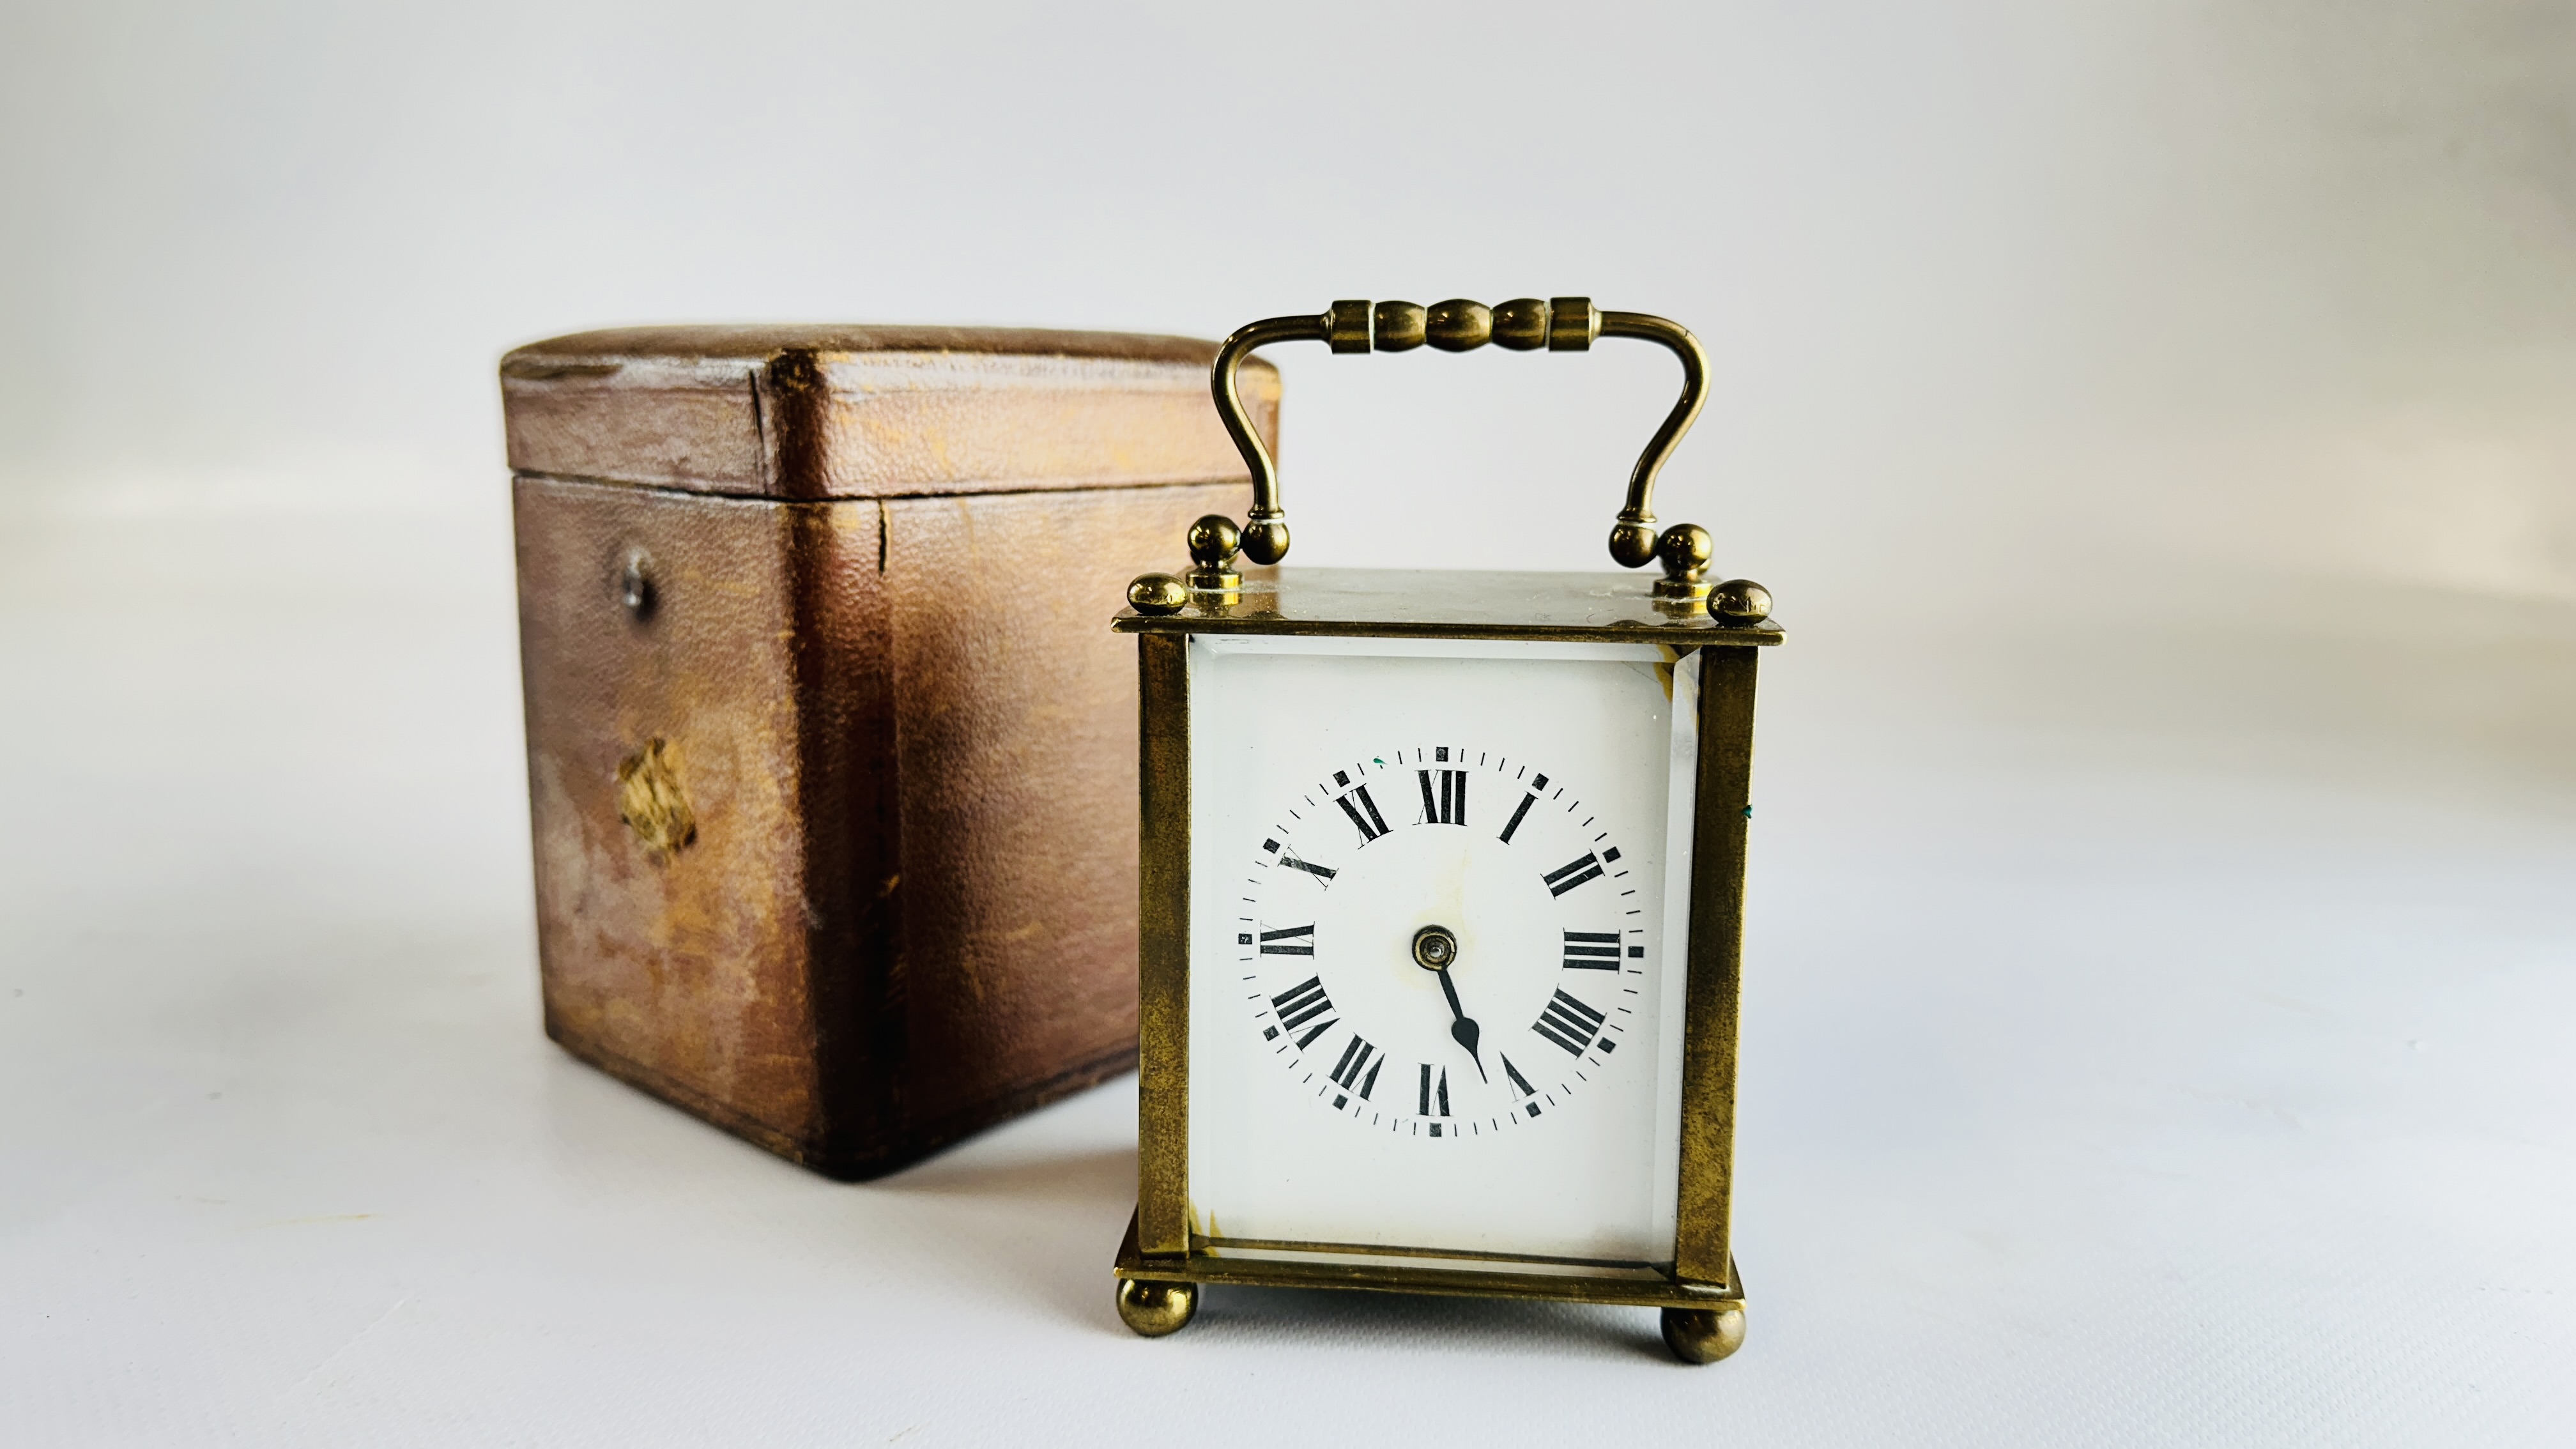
[1436,970,1489,1082]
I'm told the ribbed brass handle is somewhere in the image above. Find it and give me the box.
[1211,298,1709,567]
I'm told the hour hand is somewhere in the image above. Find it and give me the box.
[1413,924,1487,1082]
[1435,969,1488,1082]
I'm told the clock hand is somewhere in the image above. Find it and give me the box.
[1434,965,1489,1083]
[1412,924,1487,1082]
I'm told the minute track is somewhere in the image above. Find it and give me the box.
[1240,746,1650,1132]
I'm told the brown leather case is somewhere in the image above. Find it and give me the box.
[503,325,1278,1179]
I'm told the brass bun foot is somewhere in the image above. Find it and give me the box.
[1659,1303,1746,1364]
[1116,1277,1200,1338]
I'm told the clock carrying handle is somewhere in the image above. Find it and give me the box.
[1211,298,1709,569]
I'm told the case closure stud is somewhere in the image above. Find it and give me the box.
[620,546,657,620]
[1710,578,1775,628]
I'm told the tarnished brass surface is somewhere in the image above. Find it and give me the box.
[1114,1213,1744,1314]
[1410,924,1459,972]
[1651,522,1716,608]
[1114,583,1775,1327]
[1491,298,1550,351]
[1182,513,1243,600]
[1660,1304,1749,1364]
[1209,314,1332,564]
[1115,567,1785,645]
[1424,298,1494,351]
[1328,299,1373,354]
[1546,296,1601,351]
[1712,578,1776,627]
[1596,310,1708,567]
[614,737,697,860]
[1675,647,1758,1285]
[1115,1276,1199,1337]
[1126,573,1188,615]
[1114,342,1772,1337]
[1204,298,1708,570]
[1134,632,1192,1255]
[1372,300,1427,352]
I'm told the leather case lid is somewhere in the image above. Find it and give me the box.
[500,323,1276,501]
[509,323,1232,365]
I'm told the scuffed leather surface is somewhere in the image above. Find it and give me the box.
[510,323,1239,362]
[884,483,1250,1137]
[516,479,834,1156]
[502,325,1280,502]
[507,328,1276,1177]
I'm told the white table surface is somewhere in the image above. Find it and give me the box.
[5,497,2571,1446]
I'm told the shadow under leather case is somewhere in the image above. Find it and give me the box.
[502,325,1278,1179]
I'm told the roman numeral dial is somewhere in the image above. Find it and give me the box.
[1335,784,1391,843]
[1544,853,1605,896]
[1263,838,1338,883]
[1416,769,1466,826]
[1533,989,1607,1056]
[1561,930,1621,969]
[1238,747,1652,1134]
[1498,774,1545,845]
[1328,1036,1382,1106]
[1257,924,1314,955]
[1268,976,1338,1050]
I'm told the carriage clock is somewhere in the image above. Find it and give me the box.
[1110,298,1780,1363]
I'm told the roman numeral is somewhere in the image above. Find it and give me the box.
[1269,976,1338,1049]
[1258,924,1314,956]
[1264,838,1338,881]
[1533,988,1607,1056]
[1562,929,1622,969]
[1543,852,1604,896]
[1414,769,1466,826]
[1501,1054,1537,1098]
[1333,784,1391,843]
[1418,1062,1452,1117]
[1498,792,1536,844]
[1330,1036,1381,1098]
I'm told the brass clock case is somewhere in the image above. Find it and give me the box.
[1114,302,1777,1363]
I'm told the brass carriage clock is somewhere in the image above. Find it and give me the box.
[1110,298,1779,1363]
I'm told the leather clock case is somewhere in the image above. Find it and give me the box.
[503,326,1278,1179]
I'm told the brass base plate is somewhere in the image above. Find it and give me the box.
[1112,1210,1743,1313]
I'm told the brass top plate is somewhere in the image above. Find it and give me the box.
[1112,568,1786,645]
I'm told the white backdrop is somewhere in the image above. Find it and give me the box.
[2,3,2571,1445]
[6,0,2569,597]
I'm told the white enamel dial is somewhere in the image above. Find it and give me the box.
[1242,748,1644,1137]
[1186,634,1703,1265]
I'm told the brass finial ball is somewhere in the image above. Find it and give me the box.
[1240,517,1291,565]
[1711,578,1773,624]
[1186,515,1241,568]
[1656,523,1713,580]
[1608,520,1660,569]
[1127,572,1188,615]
